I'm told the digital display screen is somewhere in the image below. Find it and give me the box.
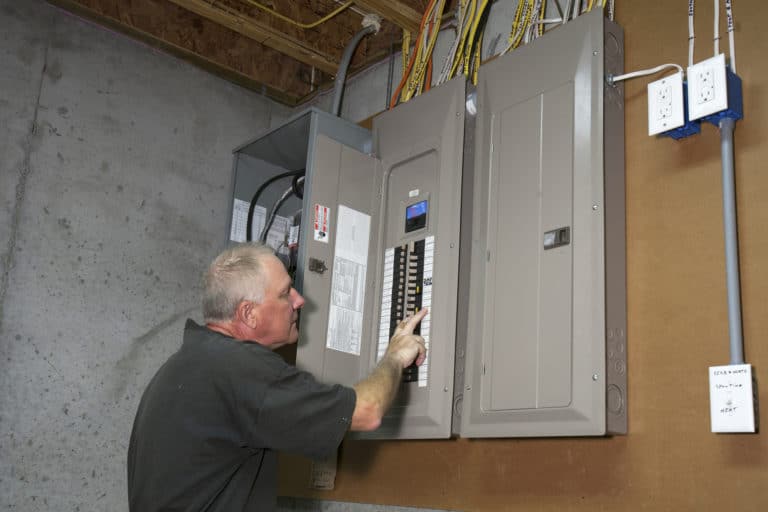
[405,200,428,232]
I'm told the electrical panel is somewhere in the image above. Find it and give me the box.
[458,9,627,437]
[295,78,466,439]
[227,108,371,289]
[228,9,626,440]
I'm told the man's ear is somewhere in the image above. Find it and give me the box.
[235,300,260,329]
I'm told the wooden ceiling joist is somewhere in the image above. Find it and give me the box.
[353,0,423,34]
[165,0,340,74]
[45,0,427,106]
[47,0,319,104]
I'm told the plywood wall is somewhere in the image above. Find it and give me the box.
[280,2,768,510]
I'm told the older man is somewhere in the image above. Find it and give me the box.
[127,243,427,511]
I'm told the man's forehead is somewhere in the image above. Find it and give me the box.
[262,255,290,288]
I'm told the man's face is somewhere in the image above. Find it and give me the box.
[254,255,305,349]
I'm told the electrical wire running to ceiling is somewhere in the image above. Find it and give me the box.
[237,0,354,29]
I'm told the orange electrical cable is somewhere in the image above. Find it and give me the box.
[425,56,433,91]
[389,0,438,108]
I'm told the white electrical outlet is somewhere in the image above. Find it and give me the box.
[687,53,728,121]
[647,72,684,136]
[709,364,757,433]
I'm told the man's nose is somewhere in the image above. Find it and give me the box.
[291,288,305,309]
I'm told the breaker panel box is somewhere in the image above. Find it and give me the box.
[294,78,466,439]
[458,9,627,437]
[229,8,625,440]
[227,108,372,290]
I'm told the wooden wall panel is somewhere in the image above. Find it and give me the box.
[279,1,768,510]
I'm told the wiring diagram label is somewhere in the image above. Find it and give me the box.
[325,206,370,355]
[230,198,262,242]
[314,204,330,243]
[230,198,289,257]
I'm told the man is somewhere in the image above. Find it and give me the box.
[127,243,427,511]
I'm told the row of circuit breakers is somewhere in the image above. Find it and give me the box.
[227,10,627,438]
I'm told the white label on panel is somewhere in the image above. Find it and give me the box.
[230,199,265,243]
[288,224,300,248]
[314,204,330,243]
[377,248,395,363]
[325,206,370,355]
[409,188,420,198]
[418,236,434,387]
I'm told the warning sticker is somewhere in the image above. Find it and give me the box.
[314,204,330,243]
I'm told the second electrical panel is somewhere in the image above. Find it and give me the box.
[459,9,627,437]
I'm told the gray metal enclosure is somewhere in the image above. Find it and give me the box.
[230,10,626,441]
[227,107,372,292]
[294,78,467,440]
[460,9,627,437]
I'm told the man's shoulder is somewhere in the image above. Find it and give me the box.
[181,320,287,374]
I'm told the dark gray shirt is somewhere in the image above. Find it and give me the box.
[128,320,355,511]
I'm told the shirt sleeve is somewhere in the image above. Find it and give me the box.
[243,363,356,460]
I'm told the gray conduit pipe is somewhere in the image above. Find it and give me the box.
[719,117,745,365]
[331,24,378,117]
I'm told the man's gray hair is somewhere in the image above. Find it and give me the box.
[202,243,276,322]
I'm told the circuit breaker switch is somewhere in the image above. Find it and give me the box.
[543,226,570,250]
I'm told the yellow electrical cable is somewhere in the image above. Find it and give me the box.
[506,0,525,50]
[401,30,411,101]
[240,0,354,29]
[511,0,535,50]
[405,0,446,101]
[471,28,483,85]
[539,0,547,36]
[450,0,476,79]
[405,0,445,101]
[463,0,489,76]
[391,0,437,107]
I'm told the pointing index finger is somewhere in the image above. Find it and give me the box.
[397,307,429,335]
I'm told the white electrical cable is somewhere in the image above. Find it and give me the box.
[725,0,736,72]
[609,63,684,84]
[609,0,615,21]
[688,0,695,67]
[714,0,720,55]
[437,1,467,85]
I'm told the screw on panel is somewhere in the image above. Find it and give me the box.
[444,387,449,392]
[593,50,599,56]
[592,374,599,381]
[592,204,599,210]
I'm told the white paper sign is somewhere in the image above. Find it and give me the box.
[709,364,756,433]
[325,206,370,355]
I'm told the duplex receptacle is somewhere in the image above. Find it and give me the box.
[688,53,728,121]
[647,72,684,136]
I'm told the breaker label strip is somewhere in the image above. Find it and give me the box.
[376,236,434,387]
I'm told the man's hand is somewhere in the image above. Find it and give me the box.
[384,308,428,369]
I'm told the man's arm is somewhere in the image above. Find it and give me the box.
[350,308,428,431]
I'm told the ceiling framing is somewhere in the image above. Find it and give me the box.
[47,0,434,106]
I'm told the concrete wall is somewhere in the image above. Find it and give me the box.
[0,0,291,509]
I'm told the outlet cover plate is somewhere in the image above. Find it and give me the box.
[688,53,728,121]
[648,72,684,135]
